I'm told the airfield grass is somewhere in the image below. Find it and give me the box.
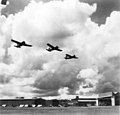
[0,106,120,115]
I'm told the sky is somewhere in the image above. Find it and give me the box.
[0,0,120,99]
[2,0,120,25]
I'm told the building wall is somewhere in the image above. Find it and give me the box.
[98,97,111,106]
[114,92,120,106]
[45,100,52,107]
[78,101,96,107]
[51,99,59,107]
[0,98,45,107]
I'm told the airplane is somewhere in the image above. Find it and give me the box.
[11,39,32,48]
[64,54,78,59]
[1,0,7,5]
[46,43,62,52]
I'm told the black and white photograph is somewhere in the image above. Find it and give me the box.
[0,0,120,115]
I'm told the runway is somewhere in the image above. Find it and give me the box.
[0,106,120,115]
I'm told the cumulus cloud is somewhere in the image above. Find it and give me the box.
[1,0,30,16]
[80,0,120,25]
[0,0,120,99]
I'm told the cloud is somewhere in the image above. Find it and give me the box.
[0,0,120,98]
[80,0,120,25]
[95,56,120,93]
[1,0,30,16]
[1,0,120,25]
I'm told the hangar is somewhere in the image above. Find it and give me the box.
[98,92,120,106]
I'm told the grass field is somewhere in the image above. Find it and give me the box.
[0,106,120,115]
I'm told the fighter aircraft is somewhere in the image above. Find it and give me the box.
[1,0,7,5]
[46,43,62,52]
[64,54,78,59]
[11,39,32,48]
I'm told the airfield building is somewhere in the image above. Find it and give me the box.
[0,92,119,107]
[0,98,46,107]
[71,96,97,107]
[98,92,120,106]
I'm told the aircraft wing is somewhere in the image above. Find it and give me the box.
[75,56,78,59]
[47,43,54,48]
[24,43,32,47]
[66,54,71,57]
[57,48,62,51]
[11,39,21,44]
